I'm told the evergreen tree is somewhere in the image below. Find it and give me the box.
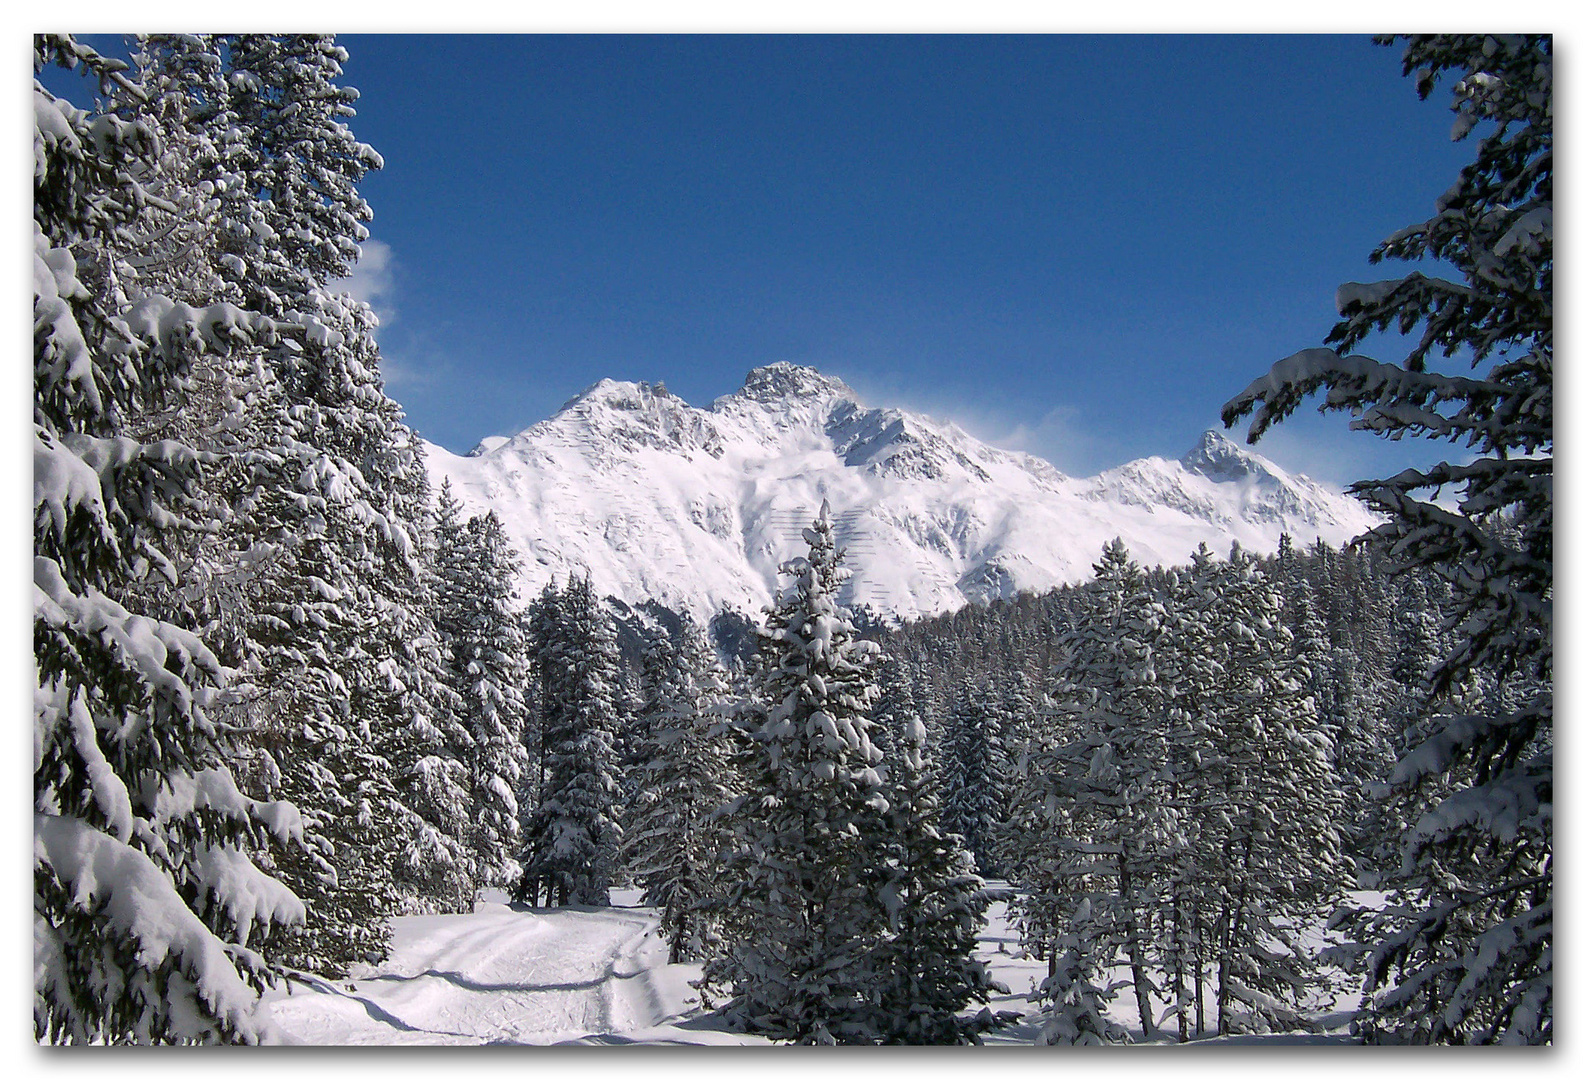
[517,576,624,906]
[1035,899,1130,1046]
[215,34,381,317]
[225,33,472,921]
[33,36,305,1043]
[357,380,476,915]
[704,502,891,1043]
[1224,33,1551,1044]
[866,656,918,758]
[1035,539,1171,1038]
[872,714,1002,1043]
[625,617,735,961]
[1184,548,1350,1035]
[233,363,408,969]
[434,486,531,894]
[940,679,1009,877]
[108,35,234,309]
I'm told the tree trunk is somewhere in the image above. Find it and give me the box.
[1119,852,1156,1039]
[1194,908,1205,1036]
[1216,894,1232,1036]
[1173,886,1189,1042]
[1218,836,1255,1036]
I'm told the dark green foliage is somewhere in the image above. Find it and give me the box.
[517,576,624,907]
[1224,34,1551,1045]
[704,505,892,1043]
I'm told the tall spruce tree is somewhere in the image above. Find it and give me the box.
[33,36,307,1043]
[433,487,531,895]
[940,678,1009,877]
[517,576,624,906]
[1183,547,1350,1035]
[1035,539,1171,1038]
[872,714,1002,1043]
[215,34,381,317]
[1224,34,1551,1044]
[624,617,736,961]
[704,502,891,1043]
[229,32,475,921]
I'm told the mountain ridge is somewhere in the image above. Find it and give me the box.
[426,363,1379,620]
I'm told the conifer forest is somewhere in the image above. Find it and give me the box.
[32,33,1550,1045]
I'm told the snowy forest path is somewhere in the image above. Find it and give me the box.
[261,896,739,1045]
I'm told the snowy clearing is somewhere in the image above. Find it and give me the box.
[262,885,1361,1046]
[264,889,761,1045]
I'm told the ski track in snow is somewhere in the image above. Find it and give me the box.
[263,886,1360,1045]
[264,894,758,1046]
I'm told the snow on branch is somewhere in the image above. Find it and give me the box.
[34,813,281,1044]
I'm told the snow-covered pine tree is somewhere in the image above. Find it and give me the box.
[625,616,736,961]
[997,714,1066,973]
[1183,547,1350,1036]
[1035,899,1130,1046]
[1032,539,1171,1038]
[233,395,406,972]
[704,502,891,1043]
[34,36,306,1043]
[1291,582,1332,710]
[215,34,381,318]
[107,35,233,309]
[517,575,624,907]
[105,48,402,951]
[940,678,1009,877]
[228,32,475,918]
[871,714,1002,1043]
[866,656,918,758]
[519,579,564,842]
[1151,557,1221,1042]
[103,36,318,688]
[321,357,476,919]
[1223,33,1551,1044]
[996,668,1041,770]
[200,30,468,939]
[433,485,531,895]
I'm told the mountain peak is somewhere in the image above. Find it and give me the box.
[1182,429,1265,481]
[735,363,857,404]
[560,377,666,411]
[427,385,1378,622]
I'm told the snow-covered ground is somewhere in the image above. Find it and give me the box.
[262,885,1359,1046]
[263,888,760,1045]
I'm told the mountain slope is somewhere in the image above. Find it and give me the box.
[425,363,1379,620]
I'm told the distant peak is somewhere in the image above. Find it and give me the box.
[1188,428,1242,456]
[1182,429,1265,480]
[559,377,677,413]
[736,362,857,403]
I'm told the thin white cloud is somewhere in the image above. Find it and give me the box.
[379,339,455,392]
[838,370,1112,477]
[980,404,1105,477]
[336,238,396,326]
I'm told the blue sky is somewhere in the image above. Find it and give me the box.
[45,33,1480,485]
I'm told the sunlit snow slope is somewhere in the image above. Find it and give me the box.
[425,363,1378,620]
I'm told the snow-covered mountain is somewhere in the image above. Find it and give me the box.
[425,363,1379,621]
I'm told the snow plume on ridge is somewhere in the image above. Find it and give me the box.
[425,364,1380,621]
